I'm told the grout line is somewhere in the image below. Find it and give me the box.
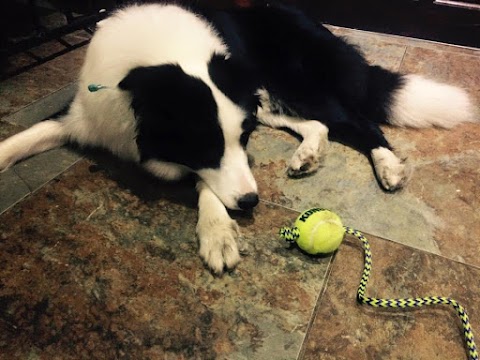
[0,82,79,213]
[358,232,480,272]
[398,46,408,72]
[296,253,337,360]
[259,199,480,272]
[0,193,30,217]
[12,166,34,194]
[0,156,83,217]
[1,82,77,128]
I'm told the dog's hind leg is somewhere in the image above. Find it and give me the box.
[256,105,329,177]
[0,119,68,171]
[370,146,412,191]
[329,118,412,191]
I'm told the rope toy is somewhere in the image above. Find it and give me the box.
[279,208,345,254]
[280,208,478,360]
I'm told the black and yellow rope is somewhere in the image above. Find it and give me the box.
[344,226,478,360]
[279,226,300,243]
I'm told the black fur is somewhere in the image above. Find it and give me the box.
[205,4,404,154]
[119,64,225,169]
[120,4,407,169]
[208,54,259,148]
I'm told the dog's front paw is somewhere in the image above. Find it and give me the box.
[288,136,328,177]
[371,147,412,191]
[196,216,242,275]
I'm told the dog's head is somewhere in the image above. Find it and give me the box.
[119,59,259,210]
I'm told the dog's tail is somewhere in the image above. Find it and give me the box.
[367,65,478,128]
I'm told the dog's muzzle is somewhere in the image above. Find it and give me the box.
[237,192,259,210]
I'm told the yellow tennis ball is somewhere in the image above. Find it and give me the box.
[281,208,345,255]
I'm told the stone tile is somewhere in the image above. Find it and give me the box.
[329,27,406,71]
[379,123,480,267]
[0,46,85,118]
[0,121,22,141]
[0,169,31,214]
[0,160,330,359]
[13,148,81,191]
[300,233,480,360]
[3,53,36,74]
[30,30,91,58]
[399,46,480,103]
[0,121,80,215]
[0,23,478,360]
[384,124,480,161]
[251,120,480,267]
[250,126,442,255]
[409,153,480,265]
[0,87,80,214]
[0,122,29,214]
[383,44,480,266]
[2,83,77,127]
[63,30,92,46]
[250,30,480,269]
[328,25,480,57]
[328,27,479,101]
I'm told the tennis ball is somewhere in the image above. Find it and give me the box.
[280,208,345,255]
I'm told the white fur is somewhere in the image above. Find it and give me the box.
[257,89,329,176]
[195,66,258,209]
[389,75,478,128]
[82,4,228,86]
[0,120,66,171]
[2,4,476,275]
[68,4,231,161]
[76,4,255,273]
[371,147,411,190]
[197,145,258,210]
[196,180,242,274]
[142,160,190,181]
[0,4,254,274]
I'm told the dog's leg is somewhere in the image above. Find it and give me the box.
[329,119,411,191]
[143,159,190,181]
[0,120,67,171]
[370,147,412,191]
[196,180,242,275]
[257,106,329,177]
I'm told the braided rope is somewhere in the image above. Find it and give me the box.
[279,226,300,243]
[344,226,478,360]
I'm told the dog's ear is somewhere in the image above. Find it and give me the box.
[118,64,187,94]
[118,67,150,92]
[208,54,259,109]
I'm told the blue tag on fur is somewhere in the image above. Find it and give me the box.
[88,84,107,92]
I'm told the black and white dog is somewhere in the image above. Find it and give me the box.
[0,3,476,273]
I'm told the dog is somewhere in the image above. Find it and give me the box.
[0,3,476,274]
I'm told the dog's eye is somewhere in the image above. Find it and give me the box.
[240,131,251,148]
[240,124,257,148]
[240,115,258,148]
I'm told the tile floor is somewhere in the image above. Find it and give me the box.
[0,26,479,360]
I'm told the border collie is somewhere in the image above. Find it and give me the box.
[0,3,476,274]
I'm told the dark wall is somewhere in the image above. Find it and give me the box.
[295,0,480,48]
[215,0,479,48]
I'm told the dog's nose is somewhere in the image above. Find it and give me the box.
[237,193,259,210]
